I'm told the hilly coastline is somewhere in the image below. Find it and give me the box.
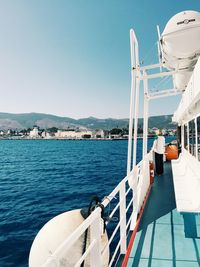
[0,112,176,130]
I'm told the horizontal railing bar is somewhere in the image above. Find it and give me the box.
[102,172,133,208]
[103,220,121,253]
[137,160,143,167]
[140,70,176,80]
[126,198,133,213]
[114,253,122,267]
[106,185,132,224]
[107,191,132,226]
[102,181,126,207]
[125,186,132,197]
[126,213,133,231]
[108,202,120,221]
[102,208,127,257]
[139,62,163,71]
[109,243,121,267]
[74,240,96,267]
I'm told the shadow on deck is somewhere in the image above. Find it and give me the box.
[128,161,200,267]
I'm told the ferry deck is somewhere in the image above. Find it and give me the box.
[127,161,200,267]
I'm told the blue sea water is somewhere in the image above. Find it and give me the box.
[0,138,175,266]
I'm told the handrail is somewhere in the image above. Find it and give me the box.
[42,151,153,267]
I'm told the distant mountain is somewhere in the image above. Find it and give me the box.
[148,115,175,129]
[0,113,79,130]
[0,112,176,130]
[76,115,176,130]
[77,117,129,130]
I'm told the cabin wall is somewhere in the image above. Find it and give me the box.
[181,112,200,162]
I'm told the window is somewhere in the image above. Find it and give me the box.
[184,124,188,150]
[177,126,181,155]
[197,116,200,161]
[189,120,195,156]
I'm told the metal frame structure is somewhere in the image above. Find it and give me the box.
[127,29,183,175]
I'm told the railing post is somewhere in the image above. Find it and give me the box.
[130,168,139,231]
[90,209,102,267]
[133,77,140,167]
[119,182,127,254]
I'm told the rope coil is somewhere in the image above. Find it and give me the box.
[80,196,106,267]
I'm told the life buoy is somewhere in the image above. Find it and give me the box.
[29,209,109,267]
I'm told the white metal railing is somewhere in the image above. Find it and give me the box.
[42,151,153,267]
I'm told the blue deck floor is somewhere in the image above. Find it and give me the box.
[127,161,200,267]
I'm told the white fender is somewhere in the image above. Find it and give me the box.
[29,209,109,267]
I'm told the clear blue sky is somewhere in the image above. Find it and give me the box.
[0,0,199,119]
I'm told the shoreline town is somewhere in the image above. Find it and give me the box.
[0,126,176,140]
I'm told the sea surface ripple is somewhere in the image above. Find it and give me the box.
[0,138,173,266]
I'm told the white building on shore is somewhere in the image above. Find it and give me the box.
[41,131,51,139]
[55,130,93,139]
[29,127,39,138]
[94,129,105,138]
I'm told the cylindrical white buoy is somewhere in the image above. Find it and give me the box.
[29,209,109,267]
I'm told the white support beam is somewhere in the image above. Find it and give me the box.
[143,71,149,158]
[140,62,163,71]
[140,70,176,80]
[127,71,135,174]
[133,77,140,167]
[143,97,149,158]
[148,89,182,100]
[127,30,138,174]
